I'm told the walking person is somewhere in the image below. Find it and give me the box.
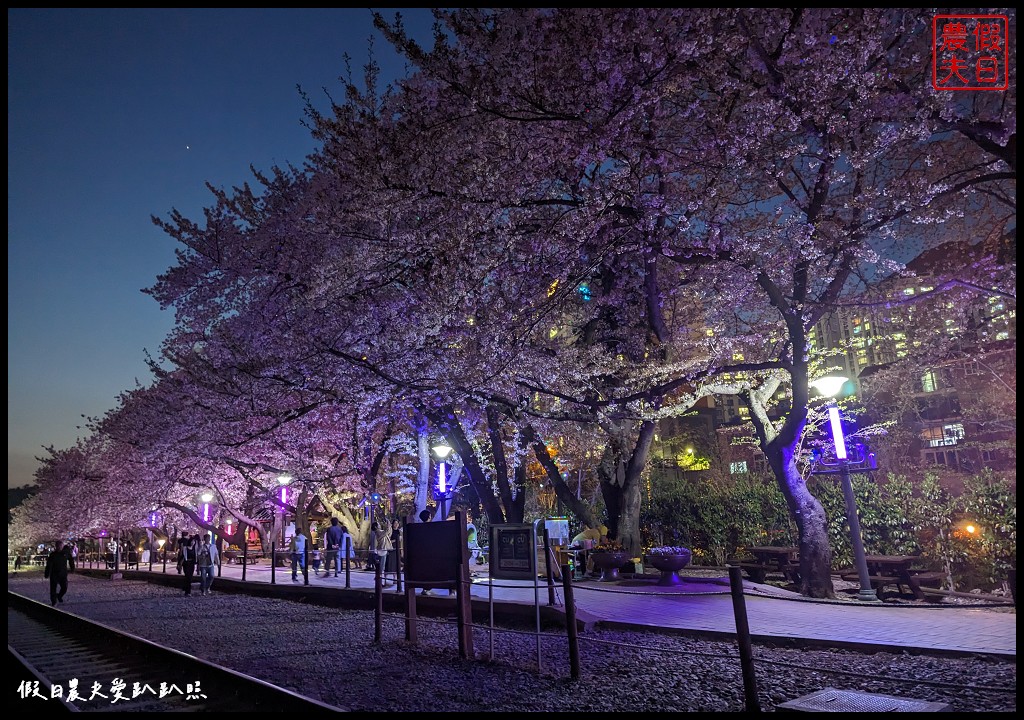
[385,517,403,585]
[178,533,197,595]
[197,532,220,595]
[290,528,307,582]
[367,522,382,575]
[342,524,356,567]
[323,517,344,577]
[44,540,75,606]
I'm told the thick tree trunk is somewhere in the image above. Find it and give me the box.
[617,422,653,558]
[764,442,834,598]
[527,427,599,530]
[414,430,431,519]
[597,420,653,558]
[428,407,506,525]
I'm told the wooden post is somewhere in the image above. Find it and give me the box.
[241,539,248,582]
[562,564,580,681]
[405,581,418,644]
[374,557,383,643]
[271,547,276,585]
[456,511,474,659]
[728,565,761,712]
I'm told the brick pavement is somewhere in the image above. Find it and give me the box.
[75,558,1015,658]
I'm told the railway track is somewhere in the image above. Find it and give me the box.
[8,591,343,712]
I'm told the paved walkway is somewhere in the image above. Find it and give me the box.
[79,559,1015,658]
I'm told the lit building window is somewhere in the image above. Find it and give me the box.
[921,370,937,393]
[729,461,748,474]
[921,423,965,447]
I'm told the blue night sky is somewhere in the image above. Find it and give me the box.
[8,9,435,489]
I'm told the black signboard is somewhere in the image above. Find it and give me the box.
[490,523,536,580]
[405,519,464,585]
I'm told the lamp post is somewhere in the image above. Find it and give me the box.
[158,538,167,573]
[200,491,214,524]
[277,474,292,546]
[432,441,454,520]
[809,375,880,603]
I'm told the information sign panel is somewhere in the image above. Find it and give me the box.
[490,524,536,580]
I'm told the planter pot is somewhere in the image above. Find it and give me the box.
[591,551,630,582]
[645,550,692,586]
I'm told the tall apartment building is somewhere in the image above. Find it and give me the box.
[809,239,1015,473]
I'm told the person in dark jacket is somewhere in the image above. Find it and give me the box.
[177,533,197,595]
[44,540,75,606]
[324,517,345,577]
[386,517,402,580]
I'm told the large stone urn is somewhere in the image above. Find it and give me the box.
[590,551,631,582]
[645,548,692,586]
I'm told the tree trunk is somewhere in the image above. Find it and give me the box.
[428,406,506,524]
[597,420,653,558]
[414,429,431,519]
[527,427,598,529]
[763,442,834,598]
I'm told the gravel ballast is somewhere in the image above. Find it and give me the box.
[8,573,1015,712]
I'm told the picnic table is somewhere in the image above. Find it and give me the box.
[738,546,801,584]
[842,555,944,600]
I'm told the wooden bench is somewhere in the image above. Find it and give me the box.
[906,571,945,600]
[737,561,800,584]
[737,562,772,583]
[840,571,942,600]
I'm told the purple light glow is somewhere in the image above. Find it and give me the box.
[438,462,447,494]
[827,405,847,460]
[203,503,210,522]
[280,487,287,504]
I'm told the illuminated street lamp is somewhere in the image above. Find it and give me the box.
[809,374,880,603]
[201,491,214,524]
[277,474,293,545]
[432,441,455,520]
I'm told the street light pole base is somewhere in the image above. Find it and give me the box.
[856,588,881,602]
